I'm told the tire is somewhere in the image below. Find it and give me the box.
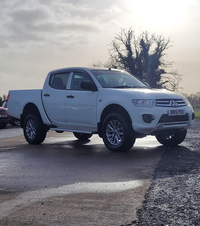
[23,114,47,144]
[10,118,20,126]
[0,123,7,129]
[102,113,135,152]
[156,129,187,147]
[73,132,92,140]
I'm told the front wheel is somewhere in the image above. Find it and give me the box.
[23,114,47,144]
[73,132,92,140]
[102,113,135,152]
[10,118,20,126]
[156,130,187,147]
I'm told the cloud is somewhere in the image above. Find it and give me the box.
[50,1,95,18]
[10,8,51,24]
[0,3,103,51]
[0,0,125,58]
[0,0,125,54]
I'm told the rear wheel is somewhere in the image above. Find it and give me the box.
[73,132,92,140]
[23,114,47,144]
[102,113,135,152]
[156,130,187,147]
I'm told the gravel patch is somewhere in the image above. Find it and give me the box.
[128,121,200,226]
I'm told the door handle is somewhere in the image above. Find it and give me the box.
[67,95,74,98]
[44,93,50,97]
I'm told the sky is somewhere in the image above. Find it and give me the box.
[0,0,200,97]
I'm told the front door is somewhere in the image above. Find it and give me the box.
[65,71,98,132]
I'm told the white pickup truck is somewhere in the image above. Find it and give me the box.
[7,67,195,152]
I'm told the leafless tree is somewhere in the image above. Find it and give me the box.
[108,28,182,91]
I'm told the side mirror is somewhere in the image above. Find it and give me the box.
[81,81,97,91]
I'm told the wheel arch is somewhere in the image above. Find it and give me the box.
[98,104,132,137]
[21,103,43,128]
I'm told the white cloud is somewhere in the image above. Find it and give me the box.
[2,5,101,49]
[0,0,124,51]
[10,8,51,24]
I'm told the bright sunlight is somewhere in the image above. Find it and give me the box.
[130,0,189,29]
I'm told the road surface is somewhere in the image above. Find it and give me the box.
[0,127,163,226]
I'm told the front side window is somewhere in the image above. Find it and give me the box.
[70,72,92,90]
[50,72,70,90]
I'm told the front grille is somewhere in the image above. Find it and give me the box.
[158,114,189,123]
[156,99,186,107]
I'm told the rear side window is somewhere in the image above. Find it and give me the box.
[49,72,70,90]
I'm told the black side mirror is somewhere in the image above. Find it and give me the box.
[81,81,97,91]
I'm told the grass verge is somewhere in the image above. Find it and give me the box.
[194,108,200,120]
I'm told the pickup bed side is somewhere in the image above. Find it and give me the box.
[7,89,51,127]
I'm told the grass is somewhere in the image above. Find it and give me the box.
[194,108,200,120]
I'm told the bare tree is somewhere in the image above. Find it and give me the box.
[92,60,114,68]
[108,28,182,91]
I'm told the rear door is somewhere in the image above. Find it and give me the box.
[43,71,71,125]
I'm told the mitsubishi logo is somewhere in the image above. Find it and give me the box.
[171,100,179,107]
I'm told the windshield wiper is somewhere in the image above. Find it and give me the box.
[113,85,133,88]
[132,86,147,88]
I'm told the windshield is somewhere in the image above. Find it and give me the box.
[91,69,147,88]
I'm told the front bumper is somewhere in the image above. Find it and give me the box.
[131,106,194,135]
[0,118,10,123]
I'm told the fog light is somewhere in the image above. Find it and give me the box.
[192,112,195,120]
[142,114,155,123]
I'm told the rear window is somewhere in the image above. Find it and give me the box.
[49,72,70,90]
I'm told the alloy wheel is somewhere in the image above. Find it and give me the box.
[26,119,37,140]
[106,119,124,145]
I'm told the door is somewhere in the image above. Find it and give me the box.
[65,71,98,132]
[43,72,70,125]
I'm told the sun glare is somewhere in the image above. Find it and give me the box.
[130,0,188,29]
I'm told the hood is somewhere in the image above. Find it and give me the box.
[122,88,184,99]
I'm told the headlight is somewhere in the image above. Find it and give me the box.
[132,99,156,108]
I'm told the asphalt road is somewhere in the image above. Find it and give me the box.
[0,122,199,226]
[0,127,163,226]
[0,125,23,140]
